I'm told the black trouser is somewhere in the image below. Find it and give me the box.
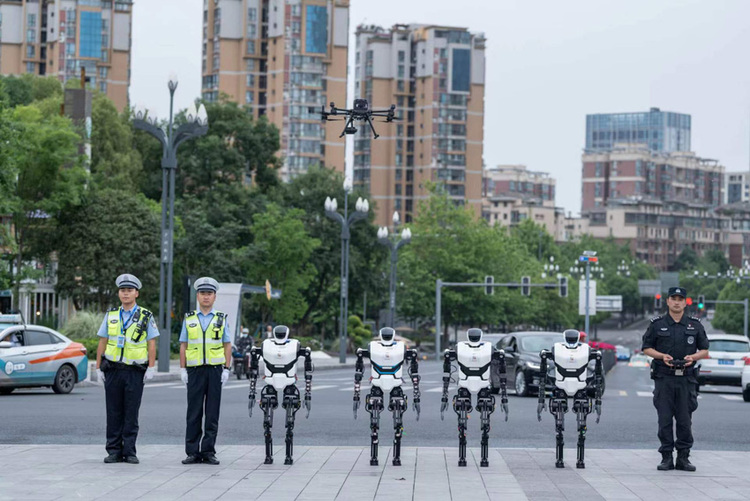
[104,368,145,457]
[653,375,699,453]
[185,365,223,457]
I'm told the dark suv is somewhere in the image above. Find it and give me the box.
[490,331,604,397]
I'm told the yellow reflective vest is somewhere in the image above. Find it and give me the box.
[185,311,227,367]
[104,306,151,366]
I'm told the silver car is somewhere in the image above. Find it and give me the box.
[698,334,750,387]
[0,325,89,395]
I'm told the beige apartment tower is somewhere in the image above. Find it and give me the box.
[0,0,133,110]
[354,24,486,227]
[202,0,349,180]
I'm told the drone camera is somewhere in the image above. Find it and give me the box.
[344,125,358,135]
[353,99,369,112]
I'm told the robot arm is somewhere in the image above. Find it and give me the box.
[406,349,421,420]
[298,346,313,418]
[354,348,370,419]
[537,349,553,421]
[441,349,456,420]
[590,349,603,423]
[248,346,262,418]
[493,349,509,421]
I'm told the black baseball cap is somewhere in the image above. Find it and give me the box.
[668,287,686,298]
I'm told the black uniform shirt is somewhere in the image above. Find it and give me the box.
[642,314,709,370]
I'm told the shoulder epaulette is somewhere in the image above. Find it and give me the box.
[688,316,702,323]
[650,315,662,323]
[185,310,196,318]
[108,307,119,312]
[140,307,152,316]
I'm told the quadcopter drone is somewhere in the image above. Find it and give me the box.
[321,99,397,139]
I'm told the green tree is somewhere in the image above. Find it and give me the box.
[712,281,748,335]
[54,189,161,311]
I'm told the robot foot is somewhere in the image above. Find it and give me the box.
[264,457,273,465]
[458,459,467,467]
[370,459,379,466]
[480,460,489,467]
[555,460,565,468]
[284,458,293,465]
[576,461,585,469]
[392,458,401,466]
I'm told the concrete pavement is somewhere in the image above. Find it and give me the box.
[1,445,750,500]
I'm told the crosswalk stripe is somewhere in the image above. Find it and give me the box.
[426,387,445,393]
[720,395,743,401]
[145,382,181,388]
[311,385,337,391]
[619,390,627,397]
[636,391,652,397]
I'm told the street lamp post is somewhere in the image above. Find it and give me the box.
[377,211,412,327]
[133,75,208,372]
[324,178,369,363]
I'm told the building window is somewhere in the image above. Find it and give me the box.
[246,40,255,54]
[398,50,405,63]
[304,5,327,54]
[245,91,254,104]
[79,11,103,58]
[247,23,256,38]
[27,28,35,43]
[212,54,219,71]
[213,8,221,35]
[247,7,257,21]
[26,62,35,74]
[451,48,471,92]
[26,45,35,58]
[99,82,107,93]
[246,74,255,87]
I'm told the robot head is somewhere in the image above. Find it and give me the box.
[467,328,483,344]
[563,329,581,348]
[379,327,396,344]
[273,325,290,343]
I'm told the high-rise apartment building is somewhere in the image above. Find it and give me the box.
[353,24,485,227]
[585,108,691,153]
[484,165,555,205]
[581,144,724,211]
[725,171,750,204]
[201,0,349,180]
[0,0,133,110]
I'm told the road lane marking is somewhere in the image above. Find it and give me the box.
[636,391,652,397]
[720,395,743,401]
[619,390,627,397]
[311,385,337,391]
[145,382,182,388]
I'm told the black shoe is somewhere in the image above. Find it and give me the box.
[182,455,202,465]
[675,451,696,472]
[124,456,139,464]
[202,454,220,465]
[103,454,122,464]
[657,452,674,471]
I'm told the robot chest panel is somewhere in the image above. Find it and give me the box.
[457,343,491,370]
[262,340,298,375]
[553,343,589,391]
[370,342,404,379]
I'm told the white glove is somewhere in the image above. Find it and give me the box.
[97,369,105,383]
[221,368,230,386]
[144,367,155,383]
[181,368,188,386]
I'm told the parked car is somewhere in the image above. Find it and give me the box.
[615,345,632,361]
[0,325,88,395]
[628,354,652,368]
[490,331,605,397]
[0,313,24,331]
[698,334,750,387]
[742,358,750,402]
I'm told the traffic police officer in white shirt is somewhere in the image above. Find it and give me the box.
[179,277,233,465]
[95,274,159,465]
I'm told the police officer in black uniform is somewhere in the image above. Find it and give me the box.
[642,286,709,472]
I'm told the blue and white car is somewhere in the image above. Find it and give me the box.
[0,325,89,395]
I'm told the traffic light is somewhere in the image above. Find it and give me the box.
[558,276,568,298]
[698,295,705,310]
[686,297,693,306]
[654,293,662,309]
[521,276,531,296]
[485,275,494,295]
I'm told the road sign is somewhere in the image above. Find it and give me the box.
[578,280,597,316]
[596,295,622,312]
[265,279,272,301]
[638,280,661,297]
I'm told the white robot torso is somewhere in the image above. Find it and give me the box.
[456,341,492,394]
[368,341,405,392]
[261,338,300,391]
[552,342,589,397]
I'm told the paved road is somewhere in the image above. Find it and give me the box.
[2,357,748,451]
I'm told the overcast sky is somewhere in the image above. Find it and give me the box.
[131,0,750,216]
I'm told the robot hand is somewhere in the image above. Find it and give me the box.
[353,394,360,419]
[537,401,546,422]
[501,399,509,422]
[304,391,312,418]
[595,401,602,424]
[413,398,421,421]
[440,394,448,420]
[248,392,256,418]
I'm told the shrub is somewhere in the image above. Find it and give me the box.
[60,311,103,340]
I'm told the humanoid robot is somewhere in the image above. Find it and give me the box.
[440,328,509,467]
[537,329,603,469]
[354,327,421,466]
[248,325,313,465]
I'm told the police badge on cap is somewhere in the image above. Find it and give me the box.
[116,274,142,290]
[194,277,219,293]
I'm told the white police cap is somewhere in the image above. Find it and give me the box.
[116,274,142,290]
[194,277,219,293]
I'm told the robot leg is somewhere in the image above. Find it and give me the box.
[549,389,568,468]
[365,387,384,466]
[476,388,496,467]
[573,390,591,469]
[282,385,301,465]
[259,385,279,464]
[453,387,473,467]
[388,386,407,466]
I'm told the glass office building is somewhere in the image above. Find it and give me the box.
[585,108,691,153]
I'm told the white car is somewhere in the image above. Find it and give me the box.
[742,357,750,402]
[698,334,750,388]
